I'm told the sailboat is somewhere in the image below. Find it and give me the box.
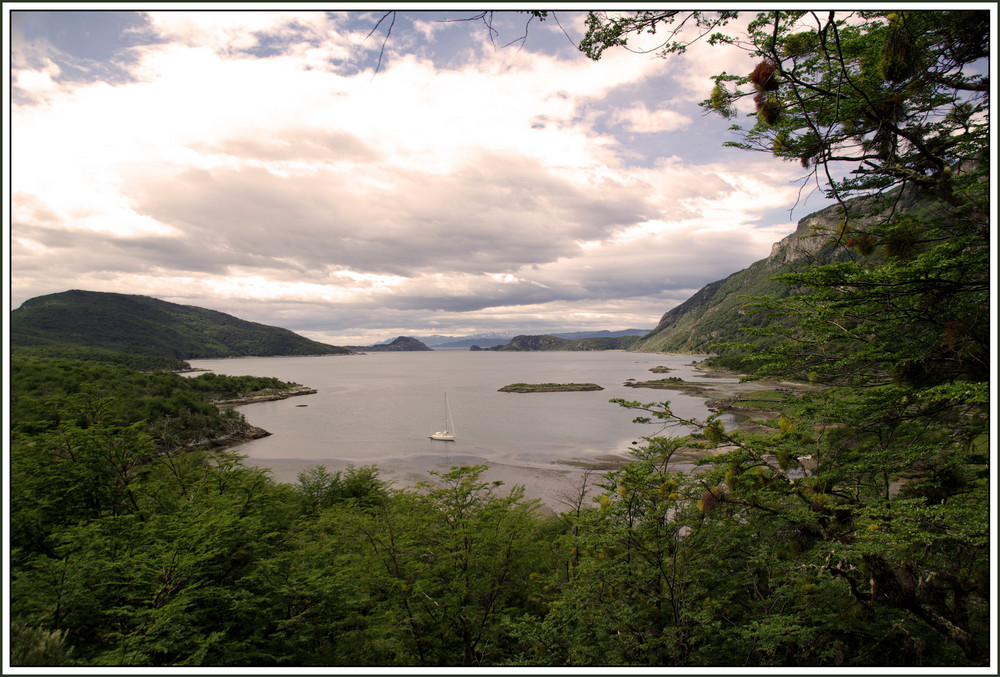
[428,394,456,441]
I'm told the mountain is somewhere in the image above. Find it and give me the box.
[631,191,918,355]
[351,336,433,352]
[432,329,650,349]
[483,334,642,352]
[551,329,650,340]
[439,337,512,349]
[10,290,354,360]
[417,332,517,348]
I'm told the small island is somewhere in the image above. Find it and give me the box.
[499,383,604,393]
[623,377,712,396]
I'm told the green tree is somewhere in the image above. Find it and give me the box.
[574,10,990,665]
[9,622,77,667]
[342,465,554,666]
[11,449,293,666]
[583,10,988,203]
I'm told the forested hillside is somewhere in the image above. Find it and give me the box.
[632,190,920,358]
[9,354,990,667]
[11,290,353,360]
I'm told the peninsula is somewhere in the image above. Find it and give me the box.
[211,384,318,407]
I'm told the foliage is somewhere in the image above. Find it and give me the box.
[579,10,739,60]
[9,622,78,666]
[507,393,988,666]
[7,10,992,668]
[627,10,988,361]
[576,10,991,666]
[8,348,989,667]
[335,465,554,666]
[581,11,987,208]
[700,11,989,208]
[293,464,385,514]
[12,343,189,371]
[8,355,557,666]
[9,356,293,448]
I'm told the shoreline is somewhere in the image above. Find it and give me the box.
[212,384,318,407]
[216,364,813,511]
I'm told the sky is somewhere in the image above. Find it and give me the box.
[4,6,841,346]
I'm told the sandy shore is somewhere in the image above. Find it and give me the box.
[246,452,631,516]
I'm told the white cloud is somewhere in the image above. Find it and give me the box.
[612,104,691,133]
[8,10,828,343]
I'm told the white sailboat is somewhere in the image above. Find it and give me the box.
[428,394,456,441]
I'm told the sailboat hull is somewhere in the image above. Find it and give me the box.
[429,432,455,441]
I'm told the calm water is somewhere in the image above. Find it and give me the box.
[187,351,736,507]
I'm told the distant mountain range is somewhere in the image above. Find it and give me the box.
[9,289,651,362]
[416,329,651,349]
[10,290,353,361]
[353,331,649,352]
[476,334,644,351]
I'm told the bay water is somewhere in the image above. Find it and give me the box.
[187,351,736,510]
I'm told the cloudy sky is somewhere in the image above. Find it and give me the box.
[5,6,837,345]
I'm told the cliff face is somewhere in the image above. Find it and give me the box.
[767,206,839,266]
[765,191,912,266]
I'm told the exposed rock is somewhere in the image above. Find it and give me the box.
[212,385,317,406]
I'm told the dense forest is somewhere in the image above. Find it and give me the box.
[7,9,992,668]
[8,352,991,667]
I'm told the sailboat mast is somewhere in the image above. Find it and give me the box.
[429,393,456,441]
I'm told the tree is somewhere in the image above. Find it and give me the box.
[367,10,554,73]
[341,465,554,665]
[583,10,988,204]
[580,10,738,60]
[576,10,991,666]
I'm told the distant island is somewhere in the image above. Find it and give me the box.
[349,336,433,352]
[624,377,712,395]
[498,383,604,393]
